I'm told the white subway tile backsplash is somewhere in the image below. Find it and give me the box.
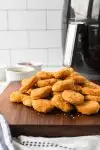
[0,12,7,30]
[0,50,10,65]
[47,11,63,29]
[47,49,63,66]
[0,0,64,67]
[47,0,64,9]
[8,11,46,30]
[29,31,62,48]
[0,31,28,49]
[28,0,64,10]
[28,0,46,9]
[0,0,26,10]
[10,49,47,66]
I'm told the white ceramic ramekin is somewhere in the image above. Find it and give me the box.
[5,66,35,82]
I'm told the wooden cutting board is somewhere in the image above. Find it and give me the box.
[1,81,100,137]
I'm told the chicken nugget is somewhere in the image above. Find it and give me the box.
[53,67,74,79]
[71,75,87,84]
[31,86,52,99]
[37,78,57,87]
[51,94,73,112]
[10,91,26,103]
[21,78,30,86]
[25,89,33,95]
[32,99,54,113]
[69,71,87,84]
[36,71,54,79]
[84,81,100,89]
[62,90,84,105]
[53,91,62,95]
[81,87,100,96]
[19,76,38,93]
[22,96,33,107]
[76,101,99,115]
[70,72,80,77]
[73,85,82,92]
[85,95,100,102]
[52,79,74,92]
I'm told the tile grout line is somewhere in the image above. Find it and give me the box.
[0,9,62,11]
[0,47,62,50]
[6,10,9,31]
[46,9,47,30]
[0,29,63,31]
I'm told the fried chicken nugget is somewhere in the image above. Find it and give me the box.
[36,71,54,79]
[31,86,52,99]
[25,89,32,95]
[73,85,82,92]
[85,95,100,102]
[62,90,84,105]
[69,75,87,84]
[37,78,57,87]
[51,94,73,112]
[21,78,30,86]
[53,67,74,79]
[76,101,99,115]
[81,87,100,96]
[53,91,62,95]
[19,76,38,93]
[52,79,74,92]
[32,99,54,113]
[84,81,100,89]
[10,91,25,103]
[22,96,33,107]
[70,72,80,77]
[10,91,35,107]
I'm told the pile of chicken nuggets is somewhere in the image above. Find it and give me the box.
[10,67,100,115]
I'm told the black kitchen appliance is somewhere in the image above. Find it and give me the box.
[64,0,100,80]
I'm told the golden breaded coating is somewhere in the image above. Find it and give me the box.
[19,76,38,93]
[52,79,74,92]
[32,99,54,113]
[51,94,73,112]
[70,72,80,77]
[10,91,25,103]
[85,95,100,102]
[53,67,74,79]
[69,71,87,84]
[21,78,30,86]
[81,87,100,96]
[36,71,54,79]
[53,91,62,95]
[76,101,99,115]
[84,81,100,89]
[25,89,32,95]
[10,91,33,102]
[37,78,57,87]
[31,86,52,99]
[73,85,82,92]
[71,75,87,84]
[22,96,33,107]
[62,90,84,105]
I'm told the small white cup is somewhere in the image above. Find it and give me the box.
[6,66,35,82]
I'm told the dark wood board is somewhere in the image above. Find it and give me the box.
[1,81,100,137]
